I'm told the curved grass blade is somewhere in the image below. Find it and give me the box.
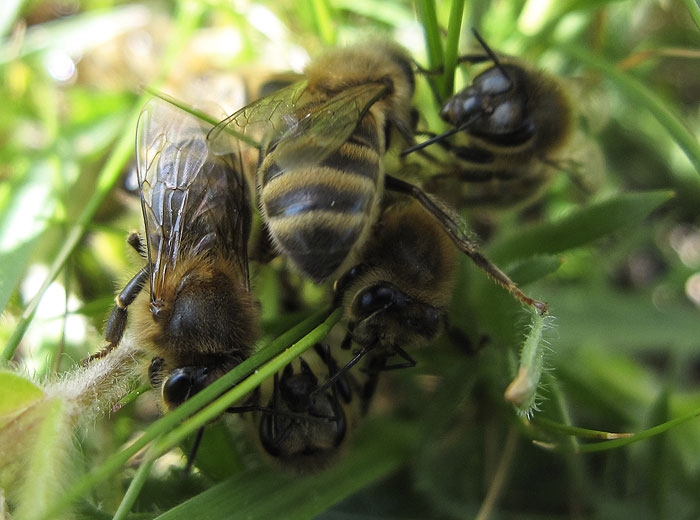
[43,309,340,520]
[488,190,674,262]
[153,418,415,520]
[561,44,700,176]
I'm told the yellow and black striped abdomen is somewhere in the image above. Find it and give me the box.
[258,116,384,283]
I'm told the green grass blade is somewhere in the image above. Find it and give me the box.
[489,190,674,261]
[1,1,206,364]
[309,0,336,46]
[1,109,140,363]
[154,419,414,520]
[415,0,444,95]
[43,309,339,519]
[682,0,700,29]
[576,406,700,453]
[442,0,465,100]
[561,44,700,176]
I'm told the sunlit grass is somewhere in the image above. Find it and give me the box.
[1,1,700,519]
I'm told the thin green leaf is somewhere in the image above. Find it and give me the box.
[44,309,339,520]
[331,0,414,27]
[309,0,336,46]
[489,190,674,262]
[442,0,465,100]
[533,417,632,440]
[112,456,155,520]
[504,254,562,286]
[560,44,700,176]
[1,2,206,364]
[0,238,38,316]
[576,406,700,453]
[683,0,700,28]
[415,0,444,95]
[154,419,414,520]
[1,109,139,363]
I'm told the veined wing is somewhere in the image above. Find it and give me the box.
[136,98,252,300]
[208,80,391,172]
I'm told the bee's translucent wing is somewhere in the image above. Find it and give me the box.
[207,81,309,156]
[136,98,252,300]
[208,80,391,171]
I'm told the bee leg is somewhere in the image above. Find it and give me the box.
[308,344,344,423]
[183,427,205,475]
[358,354,387,415]
[85,266,150,363]
[311,344,370,400]
[107,266,149,344]
[227,384,320,422]
[375,344,416,371]
[259,372,289,452]
[384,174,547,314]
[315,343,352,405]
[127,231,147,258]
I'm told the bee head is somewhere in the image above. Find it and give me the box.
[350,282,443,350]
[440,64,535,146]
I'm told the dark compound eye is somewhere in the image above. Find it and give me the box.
[162,367,208,407]
[478,68,512,95]
[355,284,405,316]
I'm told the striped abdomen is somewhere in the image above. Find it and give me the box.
[258,114,384,283]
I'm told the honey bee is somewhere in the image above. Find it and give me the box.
[327,197,458,388]
[209,40,546,313]
[208,39,416,283]
[407,30,578,209]
[100,98,259,411]
[257,343,355,473]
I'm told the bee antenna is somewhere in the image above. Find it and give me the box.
[400,107,483,157]
[470,28,512,89]
[183,426,205,475]
[400,126,462,157]
[311,346,368,398]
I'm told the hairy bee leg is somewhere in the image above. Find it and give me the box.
[384,174,548,315]
[309,343,347,423]
[85,266,150,363]
[106,266,150,344]
[360,377,378,415]
[127,231,147,258]
[359,356,386,414]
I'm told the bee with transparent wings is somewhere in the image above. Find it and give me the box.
[101,98,260,411]
[208,40,546,313]
[208,40,416,284]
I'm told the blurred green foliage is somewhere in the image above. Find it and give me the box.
[1,0,699,518]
